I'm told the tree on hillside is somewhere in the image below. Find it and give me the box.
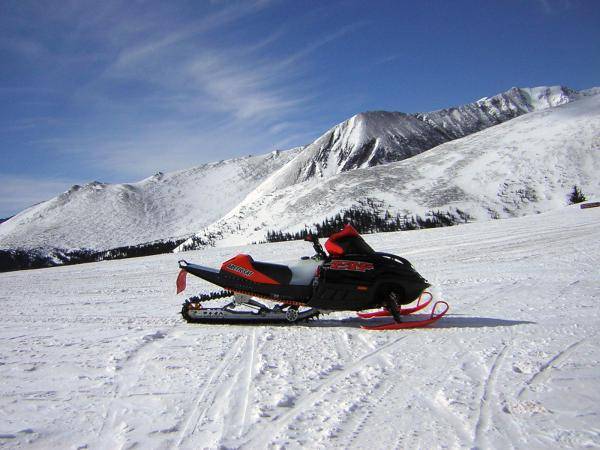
[568,185,587,204]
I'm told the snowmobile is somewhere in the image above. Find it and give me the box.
[176,224,448,330]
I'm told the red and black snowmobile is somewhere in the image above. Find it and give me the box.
[176,224,448,330]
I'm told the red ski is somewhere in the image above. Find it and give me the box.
[357,291,433,319]
[360,301,449,330]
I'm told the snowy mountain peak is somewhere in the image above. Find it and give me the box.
[176,92,600,252]
[0,149,301,252]
[250,85,587,197]
[517,85,577,109]
[1,84,598,267]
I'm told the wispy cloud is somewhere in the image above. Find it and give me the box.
[375,54,401,65]
[0,0,366,214]
[534,0,576,15]
[0,175,76,217]
[1,117,66,133]
[43,3,359,175]
[108,1,272,73]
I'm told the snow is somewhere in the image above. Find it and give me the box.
[260,86,583,191]
[2,85,592,258]
[0,149,301,251]
[1,205,599,449]
[178,92,600,249]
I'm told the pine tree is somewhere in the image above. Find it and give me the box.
[568,185,587,204]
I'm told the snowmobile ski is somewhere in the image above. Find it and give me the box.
[356,291,433,319]
[360,301,449,330]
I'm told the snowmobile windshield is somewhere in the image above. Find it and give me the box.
[325,224,375,257]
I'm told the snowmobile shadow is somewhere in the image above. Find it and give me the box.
[426,315,535,329]
[298,315,535,329]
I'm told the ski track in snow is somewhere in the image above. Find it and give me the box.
[176,334,246,448]
[1,205,600,449]
[241,335,407,447]
[96,327,172,448]
[518,338,587,399]
[473,344,509,449]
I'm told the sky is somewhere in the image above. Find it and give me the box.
[0,0,599,217]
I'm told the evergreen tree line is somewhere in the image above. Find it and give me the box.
[265,207,472,243]
[0,237,187,272]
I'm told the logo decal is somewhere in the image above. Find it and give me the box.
[226,263,254,277]
[330,260,374,272]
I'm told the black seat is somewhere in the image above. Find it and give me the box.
[253,261,293,285]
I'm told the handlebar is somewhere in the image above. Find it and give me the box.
[305,233,327,259]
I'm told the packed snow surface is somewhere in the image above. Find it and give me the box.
[1,205,599,449]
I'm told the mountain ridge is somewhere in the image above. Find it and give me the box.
[176,92,600,251]
[0,85,598,268]
[239,86,584,205]
[0,149,301,251]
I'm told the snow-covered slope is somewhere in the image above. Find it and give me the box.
[0,85,594,259]
[1,205,598,449]
[0,149,300,251]
[263,86,580,191]
[178,92,600,250]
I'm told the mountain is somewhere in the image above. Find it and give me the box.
[0,85,597,270]
[0,149,300,252]
[260,86,581,192]
[176,91,600,250]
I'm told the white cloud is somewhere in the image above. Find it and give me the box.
[1,0,365,212]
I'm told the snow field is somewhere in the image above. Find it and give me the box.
[0,204,599,449]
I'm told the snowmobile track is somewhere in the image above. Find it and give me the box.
[341,380,396,447]
[218,328,262,445]
[518,337,587,398]
[239,328,258,437]
[96,327,172,448]
[417,391,471,447]
[242,335,407,447]
[175,334,246,448]
[473,344,508,449]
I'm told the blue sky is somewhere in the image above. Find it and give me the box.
[0,0,599,217]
